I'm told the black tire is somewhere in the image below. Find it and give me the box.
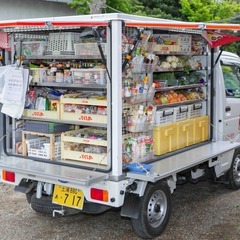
[226,149,240,190]
[131,181,171,239]
[26,190,35,204]
[30,193,81,216]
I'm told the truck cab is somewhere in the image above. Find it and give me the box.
[218,51,240,142]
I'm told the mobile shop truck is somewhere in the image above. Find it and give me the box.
[0,13,240,239]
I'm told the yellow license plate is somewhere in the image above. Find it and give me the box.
[52,185,84,210]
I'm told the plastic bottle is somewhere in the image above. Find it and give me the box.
[143,76,149,94]
[124,80,131,97]
[149,82,156,92]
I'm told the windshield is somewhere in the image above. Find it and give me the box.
[222,64,240,97]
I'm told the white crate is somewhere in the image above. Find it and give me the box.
[154,109,174,126]
[74,43,107,56]
[173,105,188,122]
[26,137,61,159]
[46,32,82,55]
[188,103,204,118]
[71,68,107,85]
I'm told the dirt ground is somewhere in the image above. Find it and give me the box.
[0,180,239,240]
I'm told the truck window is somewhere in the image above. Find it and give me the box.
[222,65,240,97]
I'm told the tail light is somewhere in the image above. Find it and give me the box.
[90,188,108,202]
[2,170,15,182]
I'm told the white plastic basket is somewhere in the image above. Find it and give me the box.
[46,32,82,55]
[71,68,107,85]
[173,105,188,122]
[26,137,61,159]
[188,103,204,118]
[154,109,174,126]
[74,43,107,56]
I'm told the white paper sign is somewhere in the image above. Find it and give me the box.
[1,67,24,104]
[0,67,29,119]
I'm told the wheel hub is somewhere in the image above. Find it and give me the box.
[147,190,167,228]
[233,155,240,182]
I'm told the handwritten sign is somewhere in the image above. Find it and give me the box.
[1,67,24,104]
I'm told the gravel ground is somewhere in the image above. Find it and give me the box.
[0,180,239,240]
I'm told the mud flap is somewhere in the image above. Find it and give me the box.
[120,193,141,219]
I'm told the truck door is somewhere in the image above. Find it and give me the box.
[221,54,240,141]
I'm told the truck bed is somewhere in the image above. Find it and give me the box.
[126,141,240,182]
[0,141,239,186]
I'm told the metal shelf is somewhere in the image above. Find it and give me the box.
[153,99,206,108]
[30,82,107,89]
[153,51,208,56]
[155,83,206,92]
[21,117,107,128]
[25,55,103,60]
[153,67,208,73]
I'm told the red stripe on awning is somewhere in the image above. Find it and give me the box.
[0,21,108,28]
[125,21,240,31]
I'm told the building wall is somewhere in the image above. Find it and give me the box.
[0,0,77,20]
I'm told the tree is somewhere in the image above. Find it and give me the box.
[179,0,240,22]
[69,0,143,15]
[140,0,183,20]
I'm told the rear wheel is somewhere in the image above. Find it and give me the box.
[30,193,81,216]
[226,149,240,190]
[131,181,171,239]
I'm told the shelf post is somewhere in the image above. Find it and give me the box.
[110,20,123,177]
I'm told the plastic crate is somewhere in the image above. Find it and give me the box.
[46,32,82,55]
[61,128,107,165]
[193,116,209,144]
[26,137,61,159]
[177,119,194,149]
[188,103,204,118]
[153,123,178,155]
[16,41,47,56]
[61,146,107,165]
[74,43,107,56]
[71,68,107,85]
[173,105,188,122]
[25,121,72,134]
[154,109,174,126]
[61,128,107,147]
[60,93,107,124]
[23,105,61,120]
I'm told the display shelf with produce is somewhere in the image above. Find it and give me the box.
[9,26,111,168]
[149,32,210,156]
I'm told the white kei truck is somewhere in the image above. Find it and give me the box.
[0,13,240,239]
